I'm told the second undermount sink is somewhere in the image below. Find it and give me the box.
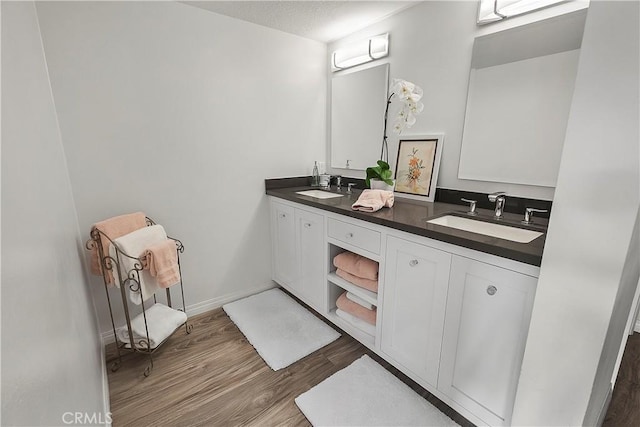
[427,215,543,243]
[295,189,344,199]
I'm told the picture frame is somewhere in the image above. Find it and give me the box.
[393,135,444,202]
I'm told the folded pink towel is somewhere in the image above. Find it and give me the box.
[336,269,379,293]
[143,239,180,288]
[352,189,394,212]
[90,212,147,285]
[336,292,377,325]
[333,251,379,281]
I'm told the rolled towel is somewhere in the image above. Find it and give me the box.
[143,239,180,288]
[115,303,187,349]
[333,251,379,281]
[90,212,147,285]
[109,225,167,305]
[346,292,375,310]
[336,292,376,326]
[336,309,376,337]
[352,189,394,212]
[336,268,378,293]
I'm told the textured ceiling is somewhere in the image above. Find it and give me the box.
[182,1,421,43]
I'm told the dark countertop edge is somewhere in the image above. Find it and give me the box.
[266,186,544,267]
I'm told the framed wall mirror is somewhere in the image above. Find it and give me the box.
[458,10,587,187]
[331,63,389,171]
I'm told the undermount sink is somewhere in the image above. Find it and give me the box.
[295,189,344,199]
[427,215,543,243]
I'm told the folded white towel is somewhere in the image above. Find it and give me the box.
[115,303,187,349]
[336,308,376,337]
[109,225,167,305]
[346,292,375,311]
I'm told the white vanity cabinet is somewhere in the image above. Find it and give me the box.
[270,199,325,312]
[268,195,540,426]
[438,255,538,426]
[381,235,451,388]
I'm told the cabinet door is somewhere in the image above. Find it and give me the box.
[270,201,297,289]
[381,236,451,387]
[295,209,325,311]
[439,255,537,426]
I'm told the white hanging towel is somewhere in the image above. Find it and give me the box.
[109,224,167,305]
[116,303,187,349]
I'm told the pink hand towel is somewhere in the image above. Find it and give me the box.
[333,251,379,281]
[143,239,180,288]
[352,189,394,212]
[336,292,377,325]
[336,269,379,293]
[90,212,147,285]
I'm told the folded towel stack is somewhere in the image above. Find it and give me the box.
[333,251,379,292]
[336,292,376,327]
[352,189,394,212]
[115,303,187,349]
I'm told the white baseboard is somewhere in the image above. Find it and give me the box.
[635,318,640,333]
[100,283,276,344]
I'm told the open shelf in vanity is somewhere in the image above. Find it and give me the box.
[325,242,380,349]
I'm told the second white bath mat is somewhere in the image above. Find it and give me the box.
[295,355,460,426]
[223,288,340,371]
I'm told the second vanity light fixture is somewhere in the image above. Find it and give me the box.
[478,0,570,24]
[331,33,389,71]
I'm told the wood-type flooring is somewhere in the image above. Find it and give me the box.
[107,302,640,427]
[604,332,640,427]
[106,304,473,427]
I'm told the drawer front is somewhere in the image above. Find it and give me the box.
[328,218,381,254]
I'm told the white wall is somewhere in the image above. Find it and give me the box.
[35,1,327,334]
[1,2,107,425]
[327,1,588,201]
[512,1,639,425]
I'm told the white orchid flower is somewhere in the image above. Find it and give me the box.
[392,79,416,101]
[407,99,424,114]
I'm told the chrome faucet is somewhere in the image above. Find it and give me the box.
[488,192,507,218]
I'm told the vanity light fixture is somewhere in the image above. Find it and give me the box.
[477,0,570,24]
[331,33,389,72]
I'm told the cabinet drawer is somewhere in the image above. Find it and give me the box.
[328,218,381,254]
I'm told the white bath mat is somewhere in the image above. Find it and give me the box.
[295,355,460,426]
[223,288,340,371]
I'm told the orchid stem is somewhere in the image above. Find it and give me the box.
[380,92,394,163]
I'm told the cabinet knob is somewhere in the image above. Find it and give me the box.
[487,285,498,296]
[279,213,286,218]
[304,222,312,228]
[409,259,419,267]
[345,232,354,238]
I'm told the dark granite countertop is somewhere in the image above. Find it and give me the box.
[266,185,547,267]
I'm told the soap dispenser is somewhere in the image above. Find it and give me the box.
[311,161,320,186]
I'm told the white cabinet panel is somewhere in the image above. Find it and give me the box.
[271,201,296,289]
[381,236,451,387]
[296,209,325,311]
[439,255,537,426]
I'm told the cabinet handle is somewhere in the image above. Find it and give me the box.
[409,259,419,267]
[304,223,312,228]
[345,232,354,238]
[279,213,286,218]
[487,285,497,296]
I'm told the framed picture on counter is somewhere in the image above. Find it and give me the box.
[394,135,444,202]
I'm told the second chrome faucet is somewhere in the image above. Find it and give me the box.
[488,192,507,218]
